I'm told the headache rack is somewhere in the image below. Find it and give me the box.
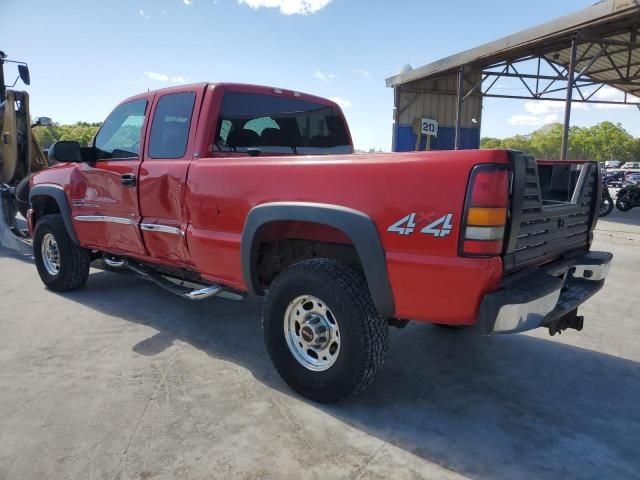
[502,152,601,274]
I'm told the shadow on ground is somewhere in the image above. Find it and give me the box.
[51,269,640,480]
[0,246,34,264]
[599,208,640,227]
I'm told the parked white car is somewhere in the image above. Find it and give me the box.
[620,162,640,171]
[605,160,622,169]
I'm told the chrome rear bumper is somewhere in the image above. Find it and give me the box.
[477,251,612,335]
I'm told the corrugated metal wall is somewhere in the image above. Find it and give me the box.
[393,70,483,152]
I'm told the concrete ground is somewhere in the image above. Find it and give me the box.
[1,210,639,480]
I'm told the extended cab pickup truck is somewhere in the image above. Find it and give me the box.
[28,83,612,402]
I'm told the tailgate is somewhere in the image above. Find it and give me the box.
[502,152,601,274]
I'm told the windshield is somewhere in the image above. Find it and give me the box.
[214,92,352,155]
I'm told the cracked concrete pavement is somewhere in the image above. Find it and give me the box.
[1,210,639,479]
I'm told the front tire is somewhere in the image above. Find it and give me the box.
[263,258,389,403]
[33,214,91,291]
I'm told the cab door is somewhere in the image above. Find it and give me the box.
[71,96,151,255]
[137,88,201,266]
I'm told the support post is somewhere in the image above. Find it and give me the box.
[455,66,464,150]
[561,33,579,160]
[0,51,6,103]
[392,87,399,152]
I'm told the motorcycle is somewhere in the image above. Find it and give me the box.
[603,171,625,188]
[599,182,614,217]
[616,184,640,212]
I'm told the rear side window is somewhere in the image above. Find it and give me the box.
[148,92,196,159]
[95,99,147,160]
[214,92,352,155]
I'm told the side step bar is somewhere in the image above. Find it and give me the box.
[104,256,226,301]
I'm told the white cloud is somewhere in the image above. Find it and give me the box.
[238,0,331,15]
[330,97,352,109]
[183,0,194,4]
[590,86,639,109]
[143,71,186,83]
[594,103,632,110]
[594,86,622,100]
[524,100,588,115]
[510,100,591,126]
[313,69,336,81]
[138,9,150,19]
[509,113,559,126]
[356,69,371,79]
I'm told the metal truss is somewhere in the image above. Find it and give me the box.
[456,28,640,157]
[464,40,640,106]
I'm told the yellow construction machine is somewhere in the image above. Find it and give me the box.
[0,50,52,250]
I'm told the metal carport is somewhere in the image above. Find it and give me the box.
[386,0,640,158]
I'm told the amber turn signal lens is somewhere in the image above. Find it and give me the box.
[467,207,507,226]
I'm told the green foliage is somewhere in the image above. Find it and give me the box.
[481,121,639,161]
[33,122,102,149]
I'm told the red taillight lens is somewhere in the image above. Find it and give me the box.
[470,169,509,206]
[461,240,504,256]
[459,164,510,257]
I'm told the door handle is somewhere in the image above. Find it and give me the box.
[121,173,136,187]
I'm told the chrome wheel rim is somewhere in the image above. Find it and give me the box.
[284,295,341,372]
[41,233,61,276]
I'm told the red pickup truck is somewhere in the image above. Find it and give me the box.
[28,83,612,402]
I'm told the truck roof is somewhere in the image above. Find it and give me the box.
[117,82,340,109]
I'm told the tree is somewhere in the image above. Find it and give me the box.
[33,122,101,149]
[529,124,563,159]
[58,123,101,147]
[585,121,636,162]
[501,134,531,153]
[480,137,503,149]
[482,121,639,162]
[31,125,58,149]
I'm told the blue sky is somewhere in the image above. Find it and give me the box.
[3,0,639,151]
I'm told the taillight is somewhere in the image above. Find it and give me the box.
[459,164,509,257]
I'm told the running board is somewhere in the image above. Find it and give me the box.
[104,255,226,301]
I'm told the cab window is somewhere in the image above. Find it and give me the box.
[214,92,352,155]
[94,99,147,160]
[148,92,196,159]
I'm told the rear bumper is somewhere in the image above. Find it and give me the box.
[477,251,612,334]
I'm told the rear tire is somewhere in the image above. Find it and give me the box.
[616,196,633,212]
[33,214,91,291]
[599,194,614,217]
[263,258,389,403]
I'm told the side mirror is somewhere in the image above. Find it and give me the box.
[48,141,82,163]
[33,117,53,127]
[18,65,30,86]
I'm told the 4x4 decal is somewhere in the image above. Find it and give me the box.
[387,213,454,238]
